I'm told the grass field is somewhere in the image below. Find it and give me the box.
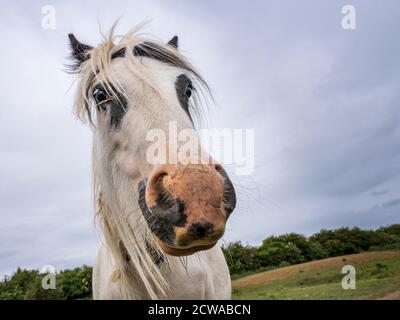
[231,250,400,300]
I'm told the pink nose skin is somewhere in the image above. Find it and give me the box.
[139,164,235,256]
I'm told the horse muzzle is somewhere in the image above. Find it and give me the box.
[138,164,236,256]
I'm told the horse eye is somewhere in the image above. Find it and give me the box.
[93,88,108,104]
[185,83,193,98]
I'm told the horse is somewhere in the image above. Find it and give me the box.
[67,26,236,299]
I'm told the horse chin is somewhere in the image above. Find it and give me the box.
[154,237,216,257]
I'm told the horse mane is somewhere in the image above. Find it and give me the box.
[71,25,212,299]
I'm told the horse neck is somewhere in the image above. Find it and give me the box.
[93,158,170,299]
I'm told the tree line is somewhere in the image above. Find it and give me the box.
[222,224,400,275]
[1,224,399,299]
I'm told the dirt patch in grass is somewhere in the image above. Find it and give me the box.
[232,251,400,289]
[377,290,400,300]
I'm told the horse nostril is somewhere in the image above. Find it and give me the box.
[153,174,176,210]
[188,222,213,238]
[214,165,236,217]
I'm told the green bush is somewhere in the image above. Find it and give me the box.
[1,224,399,298]
[222,224,400,276]
[258,235,305,266]
[59,266,92,300]
[0,268,39,300]
[0,266,92,300]
[24,275,64,300]
[222,242,261,275]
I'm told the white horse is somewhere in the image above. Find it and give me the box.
[68,26,236,299]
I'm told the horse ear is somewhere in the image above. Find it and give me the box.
[68,33,93,68]
[167,35,178,49]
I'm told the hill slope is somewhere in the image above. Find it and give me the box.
[232,250,400,300]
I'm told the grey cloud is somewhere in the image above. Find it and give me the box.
[1,0,400,275]
[382,198,400,208]
[371,189,390,196]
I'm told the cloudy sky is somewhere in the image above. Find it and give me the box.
[0,0,399,277]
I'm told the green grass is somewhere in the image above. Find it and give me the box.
[232,254,400,300]
[230,266,276,281]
